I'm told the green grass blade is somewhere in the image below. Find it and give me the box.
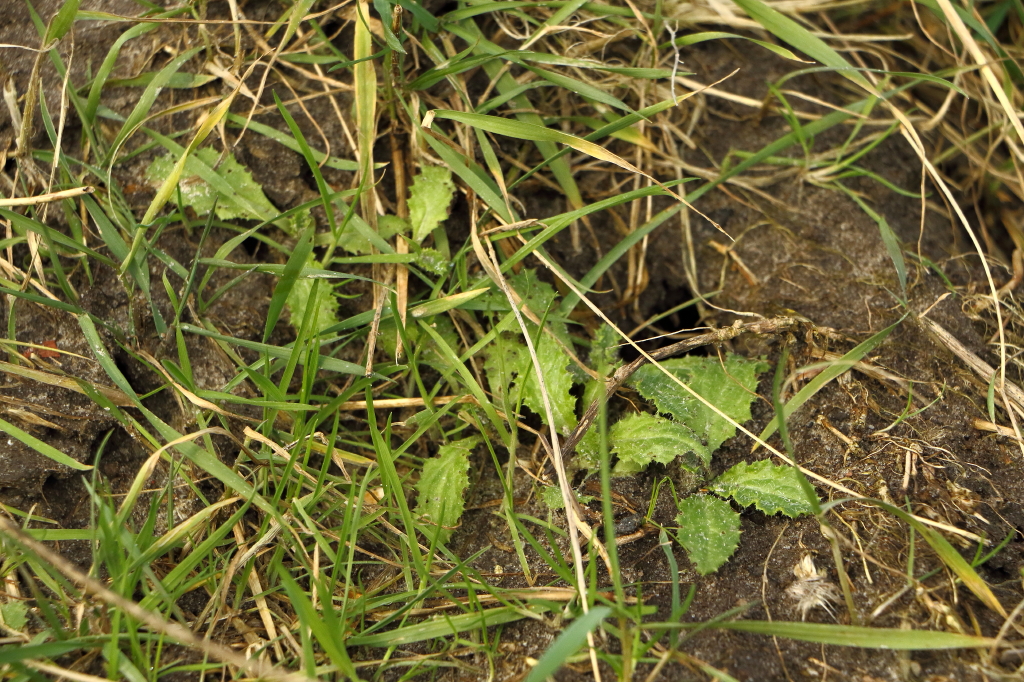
[347,605,546,647]
[716,620,996,649]
[837,184,907,298]
[279,568,358,679]
[224,113,359,170]
[0,417,92,470]
[264,223,314,342]
[44,0,81,44]
[664,31,806,62]
[835,498,1007,616]
[77,313,140,404]
[105,46,202,169]
[273,92,338,240]
[179,323,371,376]
[526,606,610,682]
[430,110,641,176]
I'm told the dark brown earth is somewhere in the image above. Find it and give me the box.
[2,2,1023,681]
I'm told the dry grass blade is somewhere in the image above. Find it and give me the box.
[0,360,134,406]
[0,186,93,206]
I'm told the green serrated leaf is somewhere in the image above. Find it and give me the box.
[675,495,741,575]
[610,412,708,471]
[711,460,817,517]
[630,354,769,453]
[575,428,601,470]
[589,323,620,370]
[416,247,449,275]
[408,165,455,243]
[483,332,527,408]
[144,149,310,235]
[285,255,339,335]
[539,485,594,510]
[1,600,28,631]
[415,437,478,543]
[583,323,619,407]
[521,330,577,436]
[336,211,406,255]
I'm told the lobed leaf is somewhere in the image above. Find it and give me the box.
[409,165,455,243]
[415,437,478,543]
[711,460,818,517]
[521,329,577,436]
[675,495,741,575]
[285,255,340,335]
[630,354,768,453]
[610,413,708,471]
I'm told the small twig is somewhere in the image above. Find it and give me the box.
[709,239,760,286]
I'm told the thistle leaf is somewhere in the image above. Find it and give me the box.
[285,256,339,335]
[144,148,312,233]
[521,329,577,436]
[409,165,455,243]
[610,412,708,471]
[629,355,768,452]
[415,437,478,544]
[483,332,527,409]
[711,460,818,518]
[675,495,741,575]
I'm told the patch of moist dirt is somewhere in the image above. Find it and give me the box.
[0,224,277,543]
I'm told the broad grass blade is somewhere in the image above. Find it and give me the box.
[526,606,611,682]
[0,418,91,471]
[849,498,1007,616]
[430,110,643,176]
[716,620,996,648]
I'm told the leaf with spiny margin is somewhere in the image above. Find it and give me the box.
[409,165,455,243]
[675,495,741,575]
[379,314,459,373]
[583,322,620,408]
[629,354,769,453]
[521,328,577,436]
[578,323,621,468]
[1,600,28,631]
[575,427,601,470]
[415,437,478,544]
[285,255,339,335]
[610,413,708,471]
[712,460,818,517]
[336,213,407,256]
[416,247,449,276]
[540,485,594,511]
[483,332,527,409]
[145,148,310,234]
